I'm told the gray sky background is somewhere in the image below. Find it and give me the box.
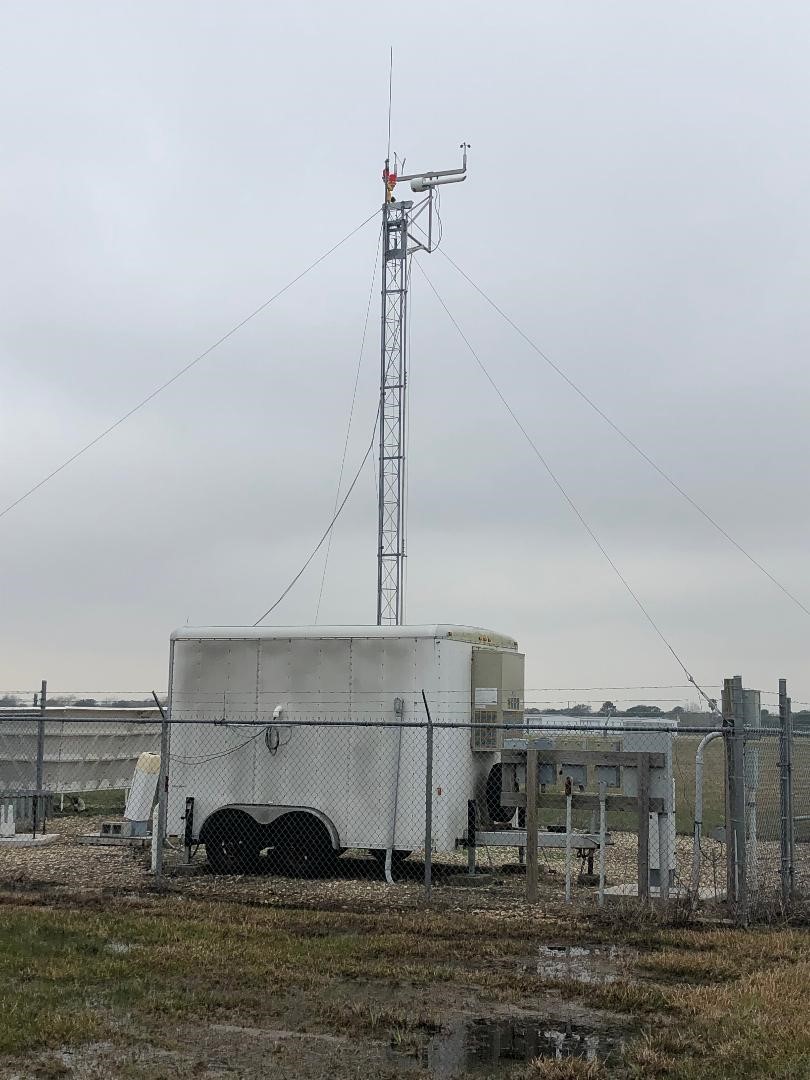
[1,1,808,709]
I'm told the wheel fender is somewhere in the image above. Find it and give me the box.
[199,804,340,850]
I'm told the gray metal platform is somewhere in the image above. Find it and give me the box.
[475,830,610,850]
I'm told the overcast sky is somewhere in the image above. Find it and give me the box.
[1,1,808,709]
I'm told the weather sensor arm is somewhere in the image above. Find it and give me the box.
[399,143,469,191]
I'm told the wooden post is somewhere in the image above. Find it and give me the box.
[637,753,650,901]
[526,747,538,903]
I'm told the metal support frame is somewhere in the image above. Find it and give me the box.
[505,741,661,903]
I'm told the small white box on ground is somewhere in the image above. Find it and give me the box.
[0,802,15,838]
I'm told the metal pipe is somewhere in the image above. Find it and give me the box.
[33,680,46,839]
[384,699,406,886]
[564,776,573,904]
[422,690,433,898]
[691,730,723,897]
[0,715,712,733]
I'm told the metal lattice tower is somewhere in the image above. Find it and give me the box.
[376,199,410,625]
[376,147,468,625]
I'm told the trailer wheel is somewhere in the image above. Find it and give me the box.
[202,810,263,874]
[270,812,336,878]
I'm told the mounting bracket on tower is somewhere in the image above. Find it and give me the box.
[376,144,469,626]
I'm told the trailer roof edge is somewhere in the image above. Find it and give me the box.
[169,624,519,650]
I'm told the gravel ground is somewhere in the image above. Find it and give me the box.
[0,811,750,915]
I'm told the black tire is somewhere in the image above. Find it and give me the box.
[203,811,263,874]
[270,813,336,878]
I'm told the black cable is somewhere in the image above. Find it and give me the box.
[0,209,381,523]
[439,247,810,622]
[171,726,267,765]
[253,404,380,626]
[416,260,717,711]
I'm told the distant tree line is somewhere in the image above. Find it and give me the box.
[525,700,810,730]
[0,694,163,708]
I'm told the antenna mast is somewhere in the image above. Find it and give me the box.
[376,143,469,625]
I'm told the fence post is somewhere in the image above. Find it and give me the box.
[779,678,795,907]
[525,746,538,903]
[421,690,433,899]
[32,679,46,839]
[723,681,734,910]
[564,775,573,904]
[154,692,169,884]
[724,675,748,925]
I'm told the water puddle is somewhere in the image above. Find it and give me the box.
[533,943,633,984]
[415,1015,628,1077]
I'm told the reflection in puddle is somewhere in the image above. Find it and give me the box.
[534,943,631,984]
[419,1015,627,1077]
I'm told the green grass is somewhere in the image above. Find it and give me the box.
[51,788,126,815]
[2,893,810,1077]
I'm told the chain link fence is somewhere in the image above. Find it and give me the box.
[723,677,810,922]
[3,679,809,922]
[0,705,733,914]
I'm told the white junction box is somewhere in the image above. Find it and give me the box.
[167,624,524,861]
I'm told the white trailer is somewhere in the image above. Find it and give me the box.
[166,625,524,873]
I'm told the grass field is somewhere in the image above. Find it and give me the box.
[1,889,809,1079]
